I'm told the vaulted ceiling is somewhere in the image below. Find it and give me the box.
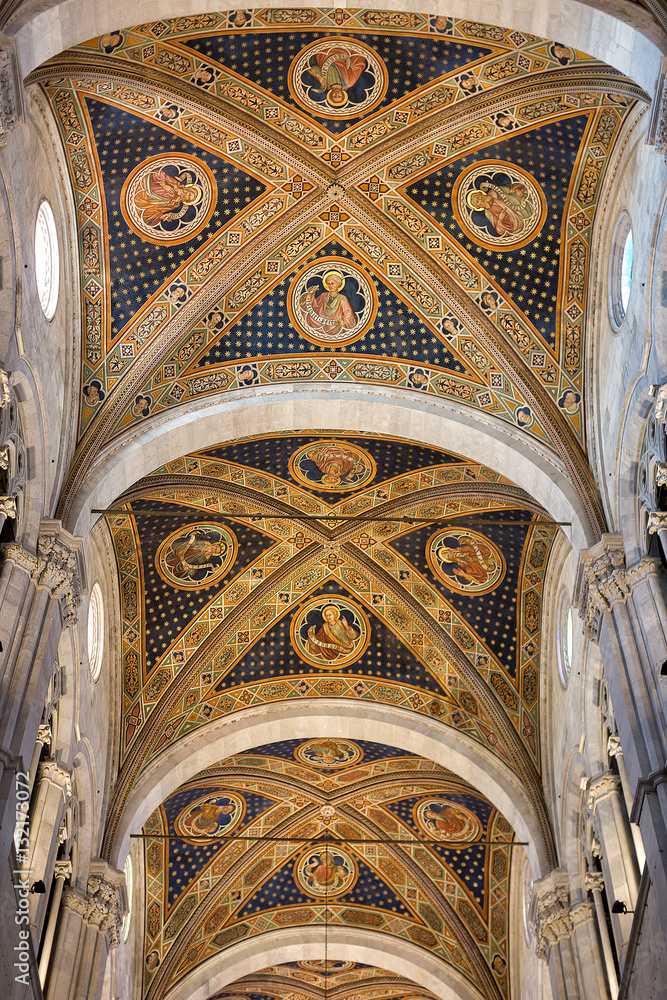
[29,9,646,531]
[141,741,514,1000]
[29,9,645,1000]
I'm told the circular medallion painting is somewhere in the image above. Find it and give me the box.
[156,523,236,590]
[175,791,244,838]
[289,439,376,492]
[415,798,482,842]
[427,528,504,595]
[121,154,217,243]
[288,258,377,346]
[289,37,387,118]
[295,739,363,769]
[295,845,357,897]
[291,595,369,668]
[452,160,546,251]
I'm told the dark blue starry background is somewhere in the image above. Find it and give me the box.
[83,96,266,338]
[163,785,276,907]
[130,499,276,674]
[237,738,414,772]
[236,843,413,917]
[407,115,590,347]
[198,432,464,505]
[389,509,536,678]
[194,241,473,374]
[214,580,447,695]
[183,31,494,134]
[387,792,493,906]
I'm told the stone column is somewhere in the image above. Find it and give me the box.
[45,861,126,1000]
[38,859,72,986]
[0,522,82,863]
[531,869,608,1000]
[25,758,71,938]
[606,735,646,871]
[584,872,619,999]
[576,535,667,964]
[587,772,639,962]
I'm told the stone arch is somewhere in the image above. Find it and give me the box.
[11,0,666,92]
[110,699,552,880]
[71,388,591,549]
[161,926,486,1000]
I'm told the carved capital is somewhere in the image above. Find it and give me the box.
[576,535,661,641]
[0,49,17,142]
[588,771,622,812]
[0,495,16,517]
[0,368,9,408]
[530,869,573,959]
[0,541,40,577]
[36,758,72,803]
[646,510,667,535]
[37,521,83,627]
[584,871,605,893]
[61,888,88,918]
[86,860,127,950]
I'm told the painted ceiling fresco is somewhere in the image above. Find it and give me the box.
[27,10,643,997]
[140,742,515,1000]
[101,431,555,874]
[205,961,448,1000]
[29,9,648,533]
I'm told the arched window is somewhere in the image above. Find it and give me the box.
[609,213,633,329]
[122,855,132,941]
[87,583,104,681]
[34,200,59,320]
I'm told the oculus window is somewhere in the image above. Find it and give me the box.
[34,200,59,320]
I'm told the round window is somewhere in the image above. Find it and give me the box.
[122,855,132,942]
[34,200,59,320]
[610,213,633,329]
[87,582,104,681]
[558,597,573,687]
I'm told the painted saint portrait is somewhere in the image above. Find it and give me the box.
[82,380,105,407]
[175,792,244,838]
[156,523,236,590]
[558,389,581,414]
[122,155,216,243]
[515,404,533,428]
[415,798,482,843]
[295,738,363,769]
[453,161,546,250]
[298,960,354,973]
[427,528,504,595]
[289,260,376,346]
[295,846,356,897]
[289,439,375,492]
[289,37,386,118]
[291,596,369,668]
